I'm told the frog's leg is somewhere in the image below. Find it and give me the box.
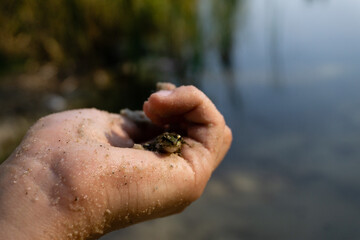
[133,143,145,150]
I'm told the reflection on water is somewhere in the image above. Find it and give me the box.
[103,0,360,239]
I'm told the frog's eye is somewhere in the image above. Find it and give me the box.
[162,135,173,143]
[174,136,182,144]
[163,134,180,143]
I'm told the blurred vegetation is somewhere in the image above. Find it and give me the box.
[0,0,202,110]
[0,0,241,162]
[212,0,238,68]
[0,0,203,161]
[0,0,201,68]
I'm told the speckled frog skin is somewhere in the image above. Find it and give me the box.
[142,132,184,154]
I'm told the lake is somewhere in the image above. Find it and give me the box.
[102,0,360,239]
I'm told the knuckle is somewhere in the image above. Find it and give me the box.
[181,85,200,96]
[225,126,233,142]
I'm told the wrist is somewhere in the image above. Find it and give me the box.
[0,158,67,240]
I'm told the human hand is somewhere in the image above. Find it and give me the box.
[0,84,232,239]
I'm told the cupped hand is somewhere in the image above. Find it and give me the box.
[0,84,232,239]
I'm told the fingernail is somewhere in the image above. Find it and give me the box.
[155,90,173,97]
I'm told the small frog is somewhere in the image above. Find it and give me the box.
[133,132,185,155]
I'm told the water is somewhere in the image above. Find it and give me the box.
[106,0,360,239]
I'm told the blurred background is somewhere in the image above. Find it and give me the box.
[1,0,360,239]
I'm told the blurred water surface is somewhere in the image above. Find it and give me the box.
[104,0,360,239]
[2,0,360,239]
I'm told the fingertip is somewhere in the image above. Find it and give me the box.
[145,89,175,119]
[155,90,173,97]
[143,101,155,120]
[143,100,149,111]
[147,90,171,107]
[156,82,176,91]
[143,100,164,125]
